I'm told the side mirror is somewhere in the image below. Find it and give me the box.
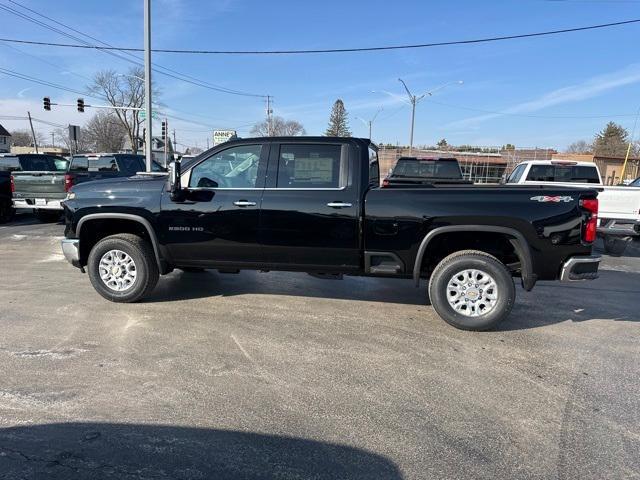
[169,160,185,201]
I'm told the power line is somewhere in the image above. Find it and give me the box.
[425,98,640,119]
[0,18,638,54]
[0,67,104,100]
[0,1,267,97]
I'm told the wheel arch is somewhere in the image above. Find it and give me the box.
[413,225,536,290]
[77,213,163,271]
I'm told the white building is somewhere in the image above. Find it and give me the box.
[0,124,11,153]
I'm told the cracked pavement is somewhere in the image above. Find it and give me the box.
[0,214,639,479]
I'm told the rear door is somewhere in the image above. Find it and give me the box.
[258,141,361,271]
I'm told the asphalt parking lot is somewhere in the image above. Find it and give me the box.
[0,213,638,479]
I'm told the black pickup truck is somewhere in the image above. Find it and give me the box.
[61,137,600,331]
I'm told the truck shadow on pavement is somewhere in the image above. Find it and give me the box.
[0,422,403,479]
[149,269,427,306]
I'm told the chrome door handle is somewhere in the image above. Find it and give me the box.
[327,202,352,208]
[233,200,257,207]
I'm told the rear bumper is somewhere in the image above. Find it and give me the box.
[61,238,81,267]
[598,218,640,237]
[13,198,63,210]
[560,255,600,282]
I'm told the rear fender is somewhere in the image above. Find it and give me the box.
[413,225,536,290]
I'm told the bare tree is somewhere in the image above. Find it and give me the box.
[10,129,44,147]
[54,127,92,153]
[88,67,158,154]
[84,111,127,152]
[566,140,593,154]
[251,116,306,137]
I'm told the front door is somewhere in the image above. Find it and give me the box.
[259,142,361,272]
[158,143,268,267]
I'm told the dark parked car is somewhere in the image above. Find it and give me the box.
[0,155,17,223]
[61,137,600,331]
[66,153,166,190]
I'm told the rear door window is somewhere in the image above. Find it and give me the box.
[526,165,600,183]
[276,144,345,188]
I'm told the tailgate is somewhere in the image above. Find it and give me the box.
[598,187,640,220]
[12,172,66,197]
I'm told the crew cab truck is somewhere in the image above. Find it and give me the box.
[61,137,600,331]
[6,153,69,222]
[506,160,640,254]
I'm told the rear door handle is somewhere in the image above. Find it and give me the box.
[327,202,352,208]
[233,200,257,207]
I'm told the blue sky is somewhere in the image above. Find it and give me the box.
[1,0,640,150]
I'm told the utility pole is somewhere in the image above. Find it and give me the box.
[143,0,153,172]
[173,129,176,151]
[266,95,273,136]
[27,111,39,153]
[356,108,383,140]
[51,132,55,147]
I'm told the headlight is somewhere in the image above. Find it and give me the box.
[65,192,76,201]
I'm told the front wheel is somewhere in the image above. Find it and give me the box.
[428,250,515,331]
[87,234,159,303]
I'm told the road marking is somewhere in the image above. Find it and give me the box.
[230,334,253,361]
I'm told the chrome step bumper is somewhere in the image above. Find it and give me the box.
[560,255,600,282]
[60,239,80,266]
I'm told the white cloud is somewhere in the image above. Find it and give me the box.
[447,63,640,128]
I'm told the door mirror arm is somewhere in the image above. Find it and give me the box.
[169,160,187,202]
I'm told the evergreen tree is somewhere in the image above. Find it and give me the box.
[593,122,629,157]
[325,99,351,137]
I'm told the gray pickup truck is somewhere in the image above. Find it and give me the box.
[7,153,70,222]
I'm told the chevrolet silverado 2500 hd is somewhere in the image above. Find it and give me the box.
[61,137,600,331]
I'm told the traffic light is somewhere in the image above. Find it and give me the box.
[43,97,51,111]
[161,120,167,140]
[77,98,85,113]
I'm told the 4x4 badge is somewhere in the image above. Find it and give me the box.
[530,195,573,203]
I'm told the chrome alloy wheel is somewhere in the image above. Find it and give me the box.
[446,269,498,317]
[98,249,137,292]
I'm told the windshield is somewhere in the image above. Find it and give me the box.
[391,158,462,179]
[630,177,640,187]
[19,155,68,172]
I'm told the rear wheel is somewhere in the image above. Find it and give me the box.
[603,235,628,256]
[428,250,515,331]
[87,234,159,303]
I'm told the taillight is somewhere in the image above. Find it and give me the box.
[64,174,74,193]
[382,178,390,187]
[10,174,15,193]
[580,198,598,243]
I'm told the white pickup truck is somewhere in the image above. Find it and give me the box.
[505,160,640,254]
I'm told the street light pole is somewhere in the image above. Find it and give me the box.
[397,78,463,155]
[143,0,153,172]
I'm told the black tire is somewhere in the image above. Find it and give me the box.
[35,210,61,223]
[0,202,14,224]
[428,250,515,331]
[87,233,159,303]
[603,235,627,256]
